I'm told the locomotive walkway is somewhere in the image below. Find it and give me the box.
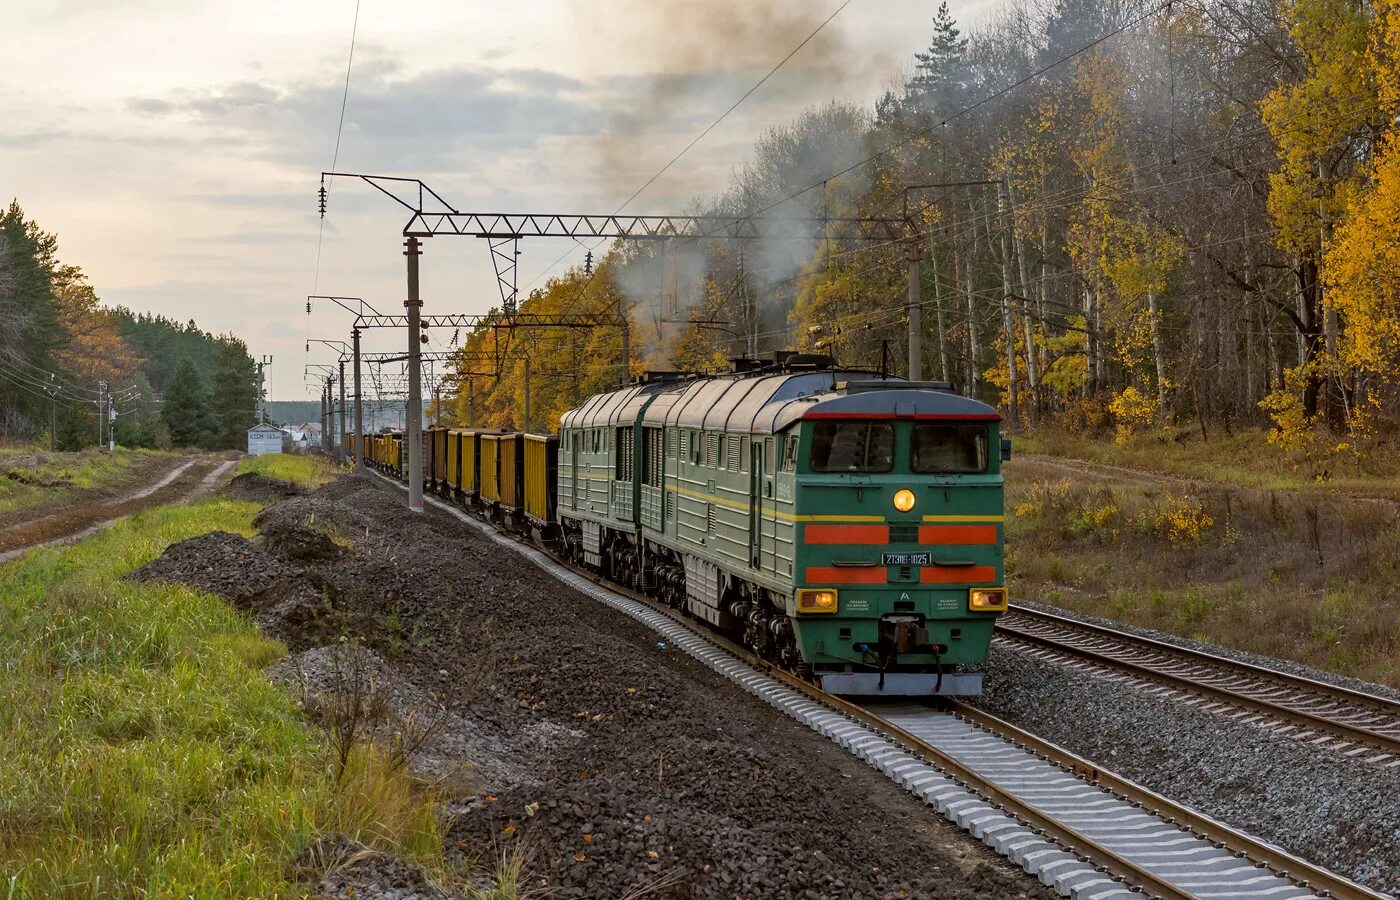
[369,468,1389,900]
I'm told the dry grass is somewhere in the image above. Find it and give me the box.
[1006,457,1400,687]
[1015,427,1400,496]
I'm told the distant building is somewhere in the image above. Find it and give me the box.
[246,424,284,456]
[282,422,321,453]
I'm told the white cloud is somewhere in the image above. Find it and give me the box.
[3,0,969,398]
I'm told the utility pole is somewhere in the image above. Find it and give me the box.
[997,176,1020,424]
[352,326,364,473]
[97,380,106,451]
[108,396,116,451]
[619,291,630,387]
[338,358,347,460]
[405,236,425,514]
[468,378,475,427]
[46,375,57,451]
[523,357,531,432]
[255,356,272,425]
[906,241,924,381]
[329,375,338,453]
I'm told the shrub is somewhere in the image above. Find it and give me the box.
[1057,396,1113,434]
[1108,385,1159,446]
[1153,494,1215,544]
[1013,480,1073,521]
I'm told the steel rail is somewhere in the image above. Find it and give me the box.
[507,568,1192,898]
[362,469,1386,899]
[999,605,1400,756]
[1009,604,1400,715]
[948,702,1385,900]
[603,591,1383,900]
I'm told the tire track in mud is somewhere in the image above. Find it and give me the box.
[0,456,240,564]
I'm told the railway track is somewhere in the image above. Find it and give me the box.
[997,605,1400,764]
[370,471,1387,900]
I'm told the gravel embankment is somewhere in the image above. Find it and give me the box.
[1015,597,1400,703]
[971,642,1400,894]
[141,476,1054,900]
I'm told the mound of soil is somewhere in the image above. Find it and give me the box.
[297,837,448,900]
[224,472,307,503]
[253,496,372,565]
[126,531,333,645]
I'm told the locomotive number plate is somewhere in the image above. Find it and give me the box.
[882,552,929,566]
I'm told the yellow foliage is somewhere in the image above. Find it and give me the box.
[1153,495,1215,544]
[1069,501,1121,537]
[1325,133,1400,376]
[1260,0,1377,257]
[1108,385,1158,445]
[1258,363,1318,451]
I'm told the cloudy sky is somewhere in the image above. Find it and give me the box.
[4,0,991,398]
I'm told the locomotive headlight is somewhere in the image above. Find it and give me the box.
[893,488,916,512]
[798,589,839,613]
[969,588,1008,612]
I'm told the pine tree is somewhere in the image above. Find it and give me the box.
[910,2,969,118]
[0,200,66,430]
[209,338,256,449]
[161,357,212,447]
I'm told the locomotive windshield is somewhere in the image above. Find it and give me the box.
[911,422,987,473]
[809,421,894,472]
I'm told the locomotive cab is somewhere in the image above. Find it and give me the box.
[787,382,1006,695]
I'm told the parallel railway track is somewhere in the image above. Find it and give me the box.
[997,605,1400,764]
[370,470,1388,900]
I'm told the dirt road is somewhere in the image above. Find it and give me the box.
[0,454,241,563]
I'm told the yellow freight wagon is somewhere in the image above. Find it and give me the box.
[499,434,524,510]
[523,433,559,528]
[446,428,462,496]
[480,433,503,503]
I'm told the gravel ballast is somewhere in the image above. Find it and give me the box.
[145,476,1053,899]
[971,642,1400,894]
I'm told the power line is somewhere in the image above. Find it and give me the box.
[311,0,363,298]
[615,0,854,216]
[527,0,855,302]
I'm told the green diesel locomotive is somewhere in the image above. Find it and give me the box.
[557,356,1008,696]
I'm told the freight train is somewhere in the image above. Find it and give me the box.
[354,353,1009,696]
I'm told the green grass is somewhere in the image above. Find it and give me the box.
[1014,427,1400,495]
[0,445,175,517]
[237,454,342,489]
[0,498,443,897]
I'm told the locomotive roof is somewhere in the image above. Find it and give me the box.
[560,372,1000,435]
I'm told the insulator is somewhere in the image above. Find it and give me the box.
[306,300,311,314]
[317,185,327,218]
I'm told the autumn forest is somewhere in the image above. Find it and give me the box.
[442,0,1400,468]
